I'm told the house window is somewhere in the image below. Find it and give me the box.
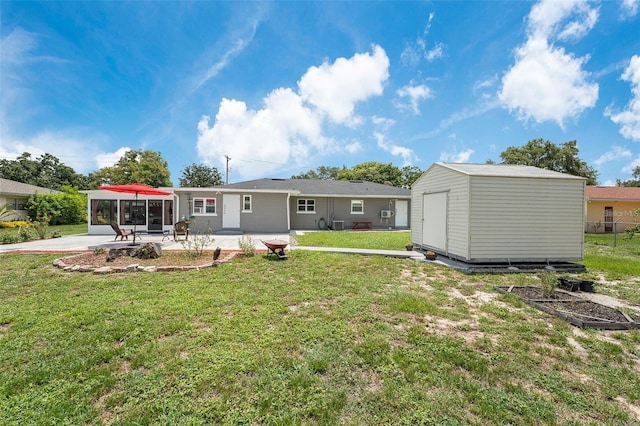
[297,199,315,213]
[91,200,117,225]
[5,198,26,210]
[193,197,216,214]
[242,195,252,212]
[351,200,364,214]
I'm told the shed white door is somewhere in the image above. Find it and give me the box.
[223,195,240,228]
[422,192,447,251]
[395,200,408,227]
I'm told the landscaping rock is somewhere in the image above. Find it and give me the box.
[107,243,162,262]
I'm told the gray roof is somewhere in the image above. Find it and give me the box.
[434,163,586,180]
[213,178,411,198]
[0,178,60,197]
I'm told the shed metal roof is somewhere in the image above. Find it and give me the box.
[434,163,586,180]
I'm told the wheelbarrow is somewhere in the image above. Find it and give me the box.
[262,239,289,260]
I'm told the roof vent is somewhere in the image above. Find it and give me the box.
[271,178,286,181]
[350,180,363,183]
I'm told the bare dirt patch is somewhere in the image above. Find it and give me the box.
[56,250,243,270]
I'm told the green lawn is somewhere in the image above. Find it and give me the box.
[1,233,640,424]
[295,230,411,250]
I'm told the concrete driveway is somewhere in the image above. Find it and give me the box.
[0,232,293,253]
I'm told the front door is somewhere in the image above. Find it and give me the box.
[223,194,241,229]
[395,200,408,227]
[148,200,163,232]
[604,206,613,232]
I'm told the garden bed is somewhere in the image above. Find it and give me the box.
[495,285,640,330]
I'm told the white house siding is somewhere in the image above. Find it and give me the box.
[411,164,469,257]
[468,177,584,262]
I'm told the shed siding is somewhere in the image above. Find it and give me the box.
[411,164,470,258]
[468,177,584,261]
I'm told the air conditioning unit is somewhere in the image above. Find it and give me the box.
[380,210,393,218]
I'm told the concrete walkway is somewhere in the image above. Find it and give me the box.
[0,232,419,259]
[0,233,292,253]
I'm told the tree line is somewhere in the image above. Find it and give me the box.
[4,139,632,191]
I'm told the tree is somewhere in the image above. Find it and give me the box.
[499,139,598,185]
[291,165,346,180]
[400,165,423,188]
[179,163,223,187]
[0,152,88,190]
[87,149,172,188]
[616,166,640,187]
[337,161,403,187]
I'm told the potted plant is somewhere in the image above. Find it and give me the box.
[405,242,414,251]
[424,250,437,260]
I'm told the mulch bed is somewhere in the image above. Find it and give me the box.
[495,286,640,330]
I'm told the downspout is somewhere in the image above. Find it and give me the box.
[286,192,291,231]
[174,194,180,225]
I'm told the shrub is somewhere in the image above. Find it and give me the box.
[0,233,20,244]
[32,216,51,239]
[25,187,86,225]
[238,235,256,256]
[18,225,36,242]
[0,220,31,229]
[180,229,215,257]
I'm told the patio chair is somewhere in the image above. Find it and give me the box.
[110,221,133,241]
[173,221,189,241]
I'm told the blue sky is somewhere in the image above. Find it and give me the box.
[1,1,639,186]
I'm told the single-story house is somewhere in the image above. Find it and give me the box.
[85,178,411,235]
[585,186,640,233]
[0,178,60,221]
[411,163,585,263]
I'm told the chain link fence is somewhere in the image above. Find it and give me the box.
[585,220,640,247]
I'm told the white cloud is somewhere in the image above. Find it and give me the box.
[400,12,445,66]
[473,75,498,94]
[622,156,640,174]
[0,130,117,174]
[605,55,640,141]
[593,146,633,167]
[498,0,599,128]
[197,46,390,179]
[345,141,363,154]
[395,83,434,114]
[425,43,444,62]
[374,132,417,166]
[96,147,132,169]
[620,0,639,19]
[371,116,396,131]
[298,45,389,126]
[439,148,474,163]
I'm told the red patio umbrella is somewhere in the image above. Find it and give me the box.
[99,183,172,245]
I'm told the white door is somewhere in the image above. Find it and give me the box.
[422,192,447,251]
[395,200,408,227]
[223,194,240,228]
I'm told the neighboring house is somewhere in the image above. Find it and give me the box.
[411,163,585,263]
[85,178,411,235]
[0,178,60,221]
[585,186,640,233]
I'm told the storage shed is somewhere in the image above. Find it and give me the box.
[411,163,585,263]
